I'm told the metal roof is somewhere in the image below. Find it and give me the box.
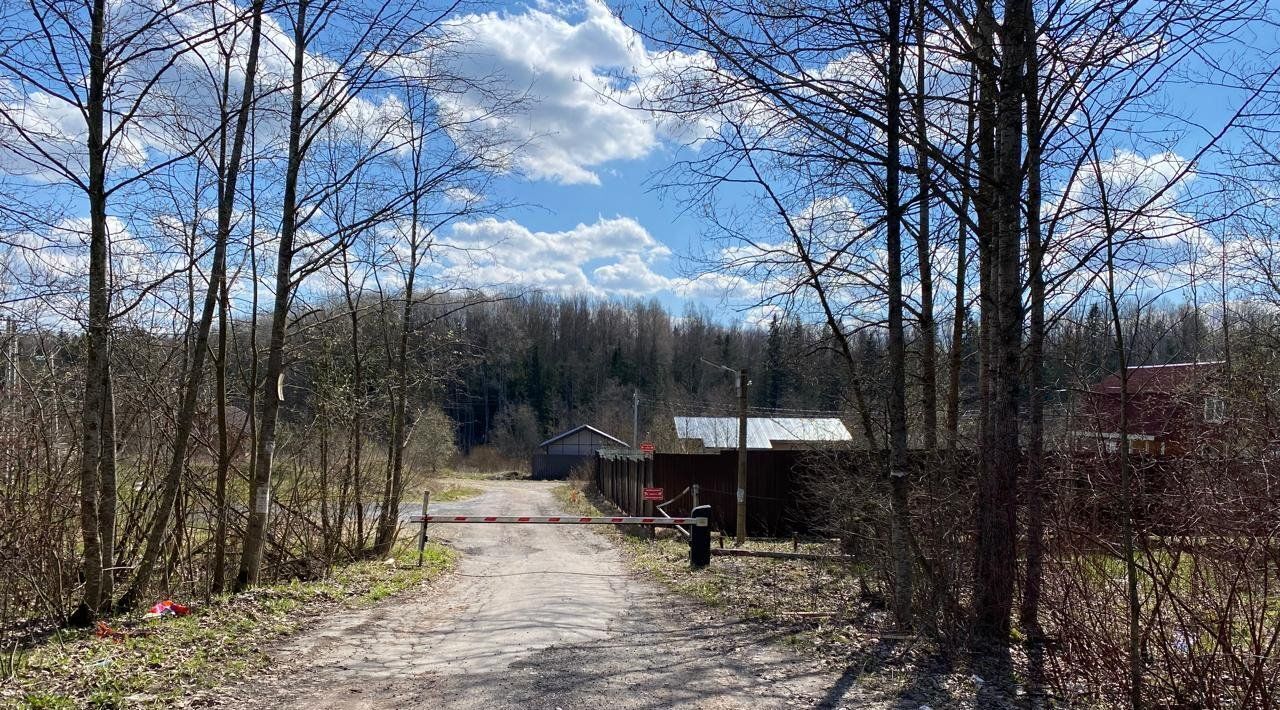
[1094,361,1224,394]
[538,424,630,450]
[674,416,852,450]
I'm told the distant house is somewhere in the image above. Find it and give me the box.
[1074,361,1226,455]
[674,416,852,451]
[532,424,630,480]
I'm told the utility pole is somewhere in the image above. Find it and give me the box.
[736,368,748,545]
[633,389,639,448]
[700,357,750,545]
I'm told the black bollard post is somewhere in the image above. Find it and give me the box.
[417,490,430,568]
[689,504,711,568]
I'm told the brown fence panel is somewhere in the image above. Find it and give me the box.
[596,449,820,536]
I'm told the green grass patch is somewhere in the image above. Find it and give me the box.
[428,484,484,503]
[0,543,454,709]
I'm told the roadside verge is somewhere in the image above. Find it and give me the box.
[1,543,454,709]
[552,481,1007,708]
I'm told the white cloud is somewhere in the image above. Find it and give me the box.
[1044,149,1210,308]
[0,0,408,186]
[438,215,673,295]
[0,81,151,181]
[433,0,708,185]
[1,215,196,328]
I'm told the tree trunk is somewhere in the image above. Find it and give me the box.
[885,0,914,629]
[120,0,265,608]
[212,272,230,595]
[374,138,425,555]
[237,0,307,591]
[98,366,117,607]
[973,0,1029,641]
[945,70,976,451]
[1101,170,1144,710]
[913,0,937,451]
[1020,1,1046,633]
[340,253,367,550]
[70,0,110,627]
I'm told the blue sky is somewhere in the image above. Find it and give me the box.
[4,0,1276,329]
[430,0,1280,323]
[418,0,759,316]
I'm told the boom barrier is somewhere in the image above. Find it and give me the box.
[412,503,713,569]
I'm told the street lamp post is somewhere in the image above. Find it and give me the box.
[701,358,749,545]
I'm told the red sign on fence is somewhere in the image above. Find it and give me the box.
[640,442,655,454]
[642,487,664,501]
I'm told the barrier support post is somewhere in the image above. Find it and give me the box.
[690,504,711,569]
[417,490,430,568]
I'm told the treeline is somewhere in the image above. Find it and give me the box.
[440,297,849,454]
[276,289,1248,461]
[437,295,1252,452]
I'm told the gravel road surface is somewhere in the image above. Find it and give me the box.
[214,480,866,709]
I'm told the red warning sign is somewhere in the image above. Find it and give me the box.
[642,487,664,501]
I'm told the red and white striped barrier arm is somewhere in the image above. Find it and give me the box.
[411,515,708,526]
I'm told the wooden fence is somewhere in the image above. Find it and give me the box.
[594,448,981,537]
[596,446,1276,539]
[594,449,818,536]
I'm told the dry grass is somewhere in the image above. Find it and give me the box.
[551,481,1020,708]
[0,543,455,709]
[553,482,876,635]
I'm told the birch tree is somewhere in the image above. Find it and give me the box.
[0,0,223,623]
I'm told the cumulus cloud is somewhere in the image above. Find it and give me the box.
[437,215,673,295]
[431,0,709,185]
[429,213,782,304]
[0,0,409,186]
[1044,149,1209,307]
[1,214,198,328]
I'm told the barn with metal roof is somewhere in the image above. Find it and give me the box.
[531,424,630,479]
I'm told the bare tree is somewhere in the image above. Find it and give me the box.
[236,0,483,589]
[117,0,266,610]
[0,0,224,623]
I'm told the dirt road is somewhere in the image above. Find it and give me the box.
[216,480,865,709]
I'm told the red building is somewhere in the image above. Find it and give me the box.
[1073,361,1226,455]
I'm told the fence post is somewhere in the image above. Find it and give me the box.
[691,483,699,510]
[630,457,639,515]
[417,490,431,568]
[690,504,711,568]
[644,457,655,538]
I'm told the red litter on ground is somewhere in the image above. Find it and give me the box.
[95,621,125,640]
[144,600,190,619]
